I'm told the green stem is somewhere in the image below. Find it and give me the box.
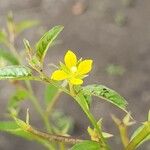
[27,126,83,144]
[38,76,110,149]
[25,80,52,133]
[59,142,65,150]
[6,32,54,149]
[6,37,52,133]
[119,124,129,148]
[5,41,21,62]
[69,83,75,96]
[46,90,62,115]
[73,92,109,150]
[125,121,150,150]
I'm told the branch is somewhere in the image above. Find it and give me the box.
[27,126,83,144]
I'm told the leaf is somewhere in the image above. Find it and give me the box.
[0,65,32,80]
[102,132,113,138]
[44,84,58,105]
[51,110,73,134]
[76,92,90,111]
[7,88,29,115]
[82,84,128,111]
[0,49,19,65]
[0,30,7,43]
[16,20,39,34]
[23,39,33,56]
[70,141,101,150]
[130,122,150,147]
[84,95,92,108]
[36,25,64,62]
[0,121,52,149]
[0,121,33,140]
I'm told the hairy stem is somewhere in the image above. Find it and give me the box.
[27,125,83,144]
[75,94,109,150]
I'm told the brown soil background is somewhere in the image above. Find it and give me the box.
[0,0,150,149]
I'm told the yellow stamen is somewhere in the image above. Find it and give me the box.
[70,66,77,73]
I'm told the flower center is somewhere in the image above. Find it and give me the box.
[70,66,77,73]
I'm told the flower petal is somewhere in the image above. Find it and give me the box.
[78,59,93,75]
[51,70,68,80]
[64,50,77,68]
[69,78,83,85]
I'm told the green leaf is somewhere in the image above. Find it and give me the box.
[84,95,92,108]
[23,39,33,55]
[16,20,39,34]
[44,84,58,105]
[0,121,52,149]
[8,88,29,115]
[0,65,32,80]
[0,121,33,140]
[36,25,64,63]
[70,141,101,150]
[82,84,128,111]
[0,49,19,65]
[0,30,7,43]
[51,110,73,134]
[130,122,150,147]
[76,92,90,111]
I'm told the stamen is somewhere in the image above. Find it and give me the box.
[70,66,77,73]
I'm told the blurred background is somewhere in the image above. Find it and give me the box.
[0,0,150,149]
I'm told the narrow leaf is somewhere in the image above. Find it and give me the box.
[44,84,58,105]
[0,121,52,149]
[36,25,64,62]
[51,110,73,134]
[70,141,101,150]
[0,121,33,140]
[129,122,150,148]
[8,88,29,115]
[16,20,38,34]
[82,84,128,111]
[0,30,7,43]
[76,92,90,111]
[0,65,32,79]
[0,49,19,65]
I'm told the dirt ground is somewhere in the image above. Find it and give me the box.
[0,0,150,149]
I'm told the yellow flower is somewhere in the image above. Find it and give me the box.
[51,50,93,85]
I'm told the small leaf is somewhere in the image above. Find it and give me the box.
[82,84,128,111]
[51,110,73,134]
[36,25,64,63]
[70,141,101,150]
[7,11,15,34]
[8,88,29,115]
[44,84,58,105]
[76,92,90,111]
[0,121,32,140]
[130,121,150,148]
[23,39,33,53]
[0,49,19,65]
[84,95,92,108]
[102,132,113,138]
[16,20,39,34]
[0,121,52,149]
[0,30,7,43]
[0,65,32,80]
